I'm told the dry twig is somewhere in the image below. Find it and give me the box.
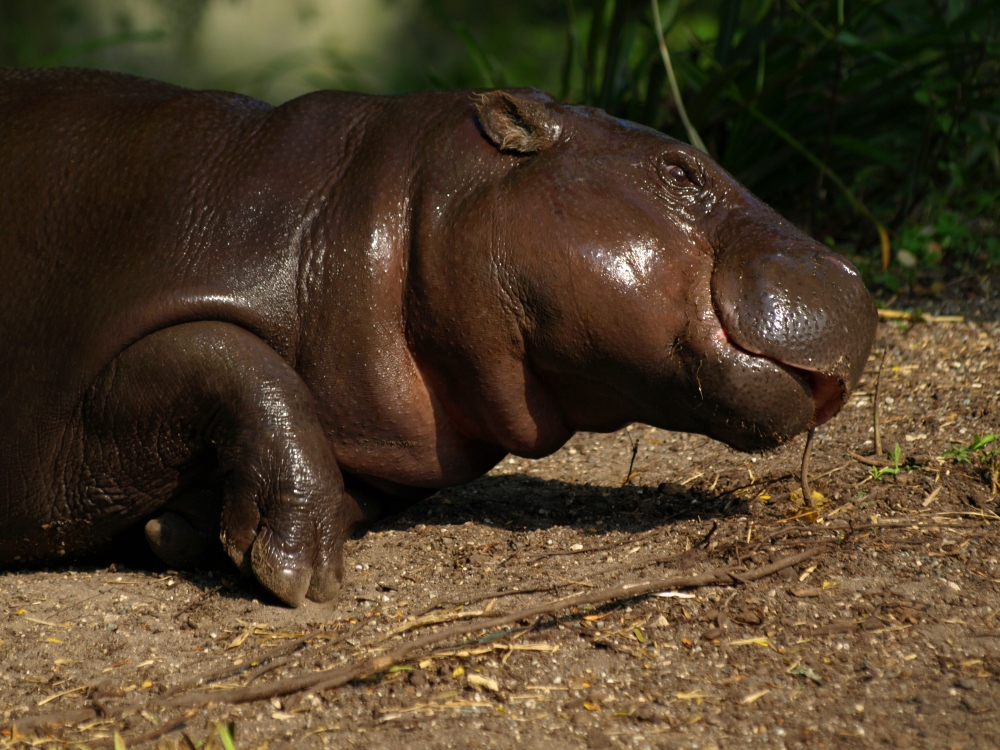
[87,710,198,749]
[12,547,829,735]
[801,428,816,506]
[874,347,888,456]
[876,309,964,323]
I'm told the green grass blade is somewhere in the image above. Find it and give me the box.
[35,30,166,67]
[216,721,237,750]
[453,23,501,88]
[651,0,707,152]
[714,0,742,67]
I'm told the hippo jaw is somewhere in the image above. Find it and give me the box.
[717,326,856,430]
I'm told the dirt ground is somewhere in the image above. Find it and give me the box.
[2,291,999,750]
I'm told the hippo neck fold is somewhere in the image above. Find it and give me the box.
[285,91,571,478]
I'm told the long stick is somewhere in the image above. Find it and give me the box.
[14,546,830,733]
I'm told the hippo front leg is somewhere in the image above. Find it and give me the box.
[80,321,357,606]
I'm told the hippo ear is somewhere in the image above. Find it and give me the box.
[475,91,562,154]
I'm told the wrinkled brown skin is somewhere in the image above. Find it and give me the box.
[0,68,877,606]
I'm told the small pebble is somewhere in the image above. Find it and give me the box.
[586,729,613,749]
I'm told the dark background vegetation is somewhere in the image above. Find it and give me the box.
[2,0,997,294]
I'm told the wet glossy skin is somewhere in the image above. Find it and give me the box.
[0,69,876,606]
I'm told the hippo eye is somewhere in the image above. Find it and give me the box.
[662,163,694,186]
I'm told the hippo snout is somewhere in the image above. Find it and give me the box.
[710,239,877,437]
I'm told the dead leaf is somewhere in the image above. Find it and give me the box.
[740,689,770,704]
[789,587,824,598]
[467,673,499,692]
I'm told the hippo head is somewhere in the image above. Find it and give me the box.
[409,90,877,456]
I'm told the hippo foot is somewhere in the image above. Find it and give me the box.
[145,488,223,569]
[145,511,218,568]
[234,522,344,608]
[145,504,344,605]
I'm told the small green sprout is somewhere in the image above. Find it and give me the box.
[942,434,997,463]
[870,444,903,480]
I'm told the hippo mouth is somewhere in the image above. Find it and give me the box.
[796,368,847,428]
[707,239,877,445]
[717,326,846,430]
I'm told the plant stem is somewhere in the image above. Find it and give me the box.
[650,0,707,153]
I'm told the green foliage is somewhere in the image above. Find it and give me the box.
[0,0,166,67]
[392,1,572,91]
[942,433,998,463]
[425,0,999,281]
[869,444,902,480]
[215,721,238,750]
[3,0,996,280]
[879,204,1000,289]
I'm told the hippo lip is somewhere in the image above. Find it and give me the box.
[717,327,845,429]
[795,367,847,428]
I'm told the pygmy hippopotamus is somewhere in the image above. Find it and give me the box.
[0,68,877,606]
